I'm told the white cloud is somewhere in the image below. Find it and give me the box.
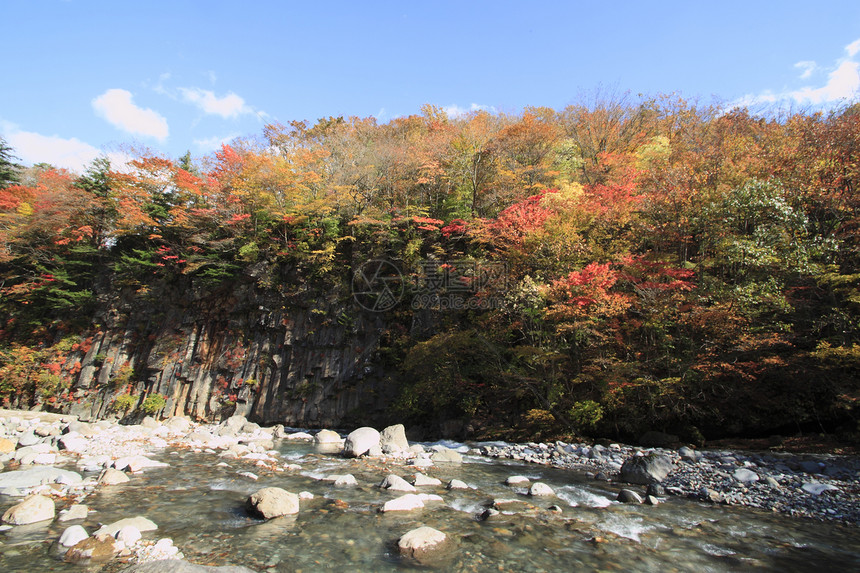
[6,130,100,172]
[180,88,255,119]
[92,89,169,141]
[470,103,497,113]
[443,104,469,118]
[149,76,265,121]
[794,60,817,80]
[193,133,240,152]
[733,38,860,109]
[0,123,130,174]
[789,59,860,104]
[443,103,497,118]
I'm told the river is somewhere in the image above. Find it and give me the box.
[1,439,858,572]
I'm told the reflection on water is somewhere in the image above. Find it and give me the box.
[1,441,859,572]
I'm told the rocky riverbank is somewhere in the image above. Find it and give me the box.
[0,410,858,571]
[479,440,860,524]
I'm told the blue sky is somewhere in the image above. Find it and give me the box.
[2,0,860,173]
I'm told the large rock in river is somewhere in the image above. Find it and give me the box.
[430,447,463,463]
[17,431,40,447]
[380,424,409,454]
[246,487,299,519]
[0,437,15,453]
[379,474,416,492]
[98,468,130,485]
[343,427,380,457]
[528,482,555,497]
[412,473,442,486]
[65,534,121,563]
[187,430,217,446]
[2,494,55,524]
[59,525,90,547]
[0,466,82,489]
[94,516,158,537]
[313,429,342,444]
[617,489,644,504]
[382,493,426,512]
[164,417,192,433]
[398,526,451,566]
[620,453,675,485]
[59,504,89,522]
[217,415,247,437]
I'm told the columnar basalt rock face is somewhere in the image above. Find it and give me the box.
[58,281,395,429]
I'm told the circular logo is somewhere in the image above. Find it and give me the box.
[351,259,404,312]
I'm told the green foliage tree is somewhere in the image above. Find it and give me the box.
[0,137,21,189]
[141,393,167,414]
[114,393,137,413]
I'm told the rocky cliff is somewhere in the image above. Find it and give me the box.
[58,273,396,428]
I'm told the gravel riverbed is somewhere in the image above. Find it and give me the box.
[479,439,860,524]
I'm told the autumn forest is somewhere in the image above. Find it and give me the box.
[1,93,859,443]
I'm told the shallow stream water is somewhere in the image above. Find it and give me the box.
[1,441,859,572]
